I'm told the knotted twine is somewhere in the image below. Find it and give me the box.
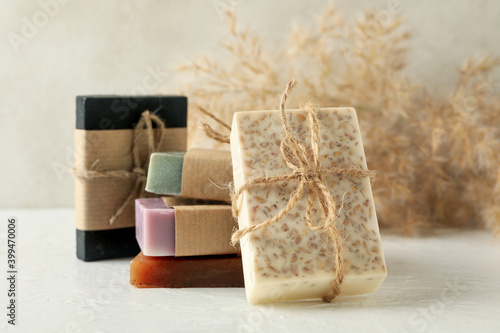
[200,80,376,302]
[72,110,166,225]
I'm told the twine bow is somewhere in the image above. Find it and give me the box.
[227,80,376,302]
[72,110,166,225]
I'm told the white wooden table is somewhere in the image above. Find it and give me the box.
[0,209,499,332]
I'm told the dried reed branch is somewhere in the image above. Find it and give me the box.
[174,3,500,235]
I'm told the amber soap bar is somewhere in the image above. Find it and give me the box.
[130,252,244,288]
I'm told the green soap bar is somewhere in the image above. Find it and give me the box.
[146,152,186,195]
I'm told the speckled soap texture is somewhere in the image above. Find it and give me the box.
[230,108,387,304]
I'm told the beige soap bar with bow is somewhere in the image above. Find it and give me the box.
[230,107,386,304]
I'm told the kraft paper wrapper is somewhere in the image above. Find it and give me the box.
[161,197,239,256]
[180,149,233,202]
[75,127,187,231]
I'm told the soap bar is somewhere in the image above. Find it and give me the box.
[145,152,186,196]
[146,149,232,201]
[135,198,175,256]
[230,108,387,303]
[76,228,140,261]
[74,95,187,261]
[135,198,238,256]
[76,95,187,130]
[130,252,244,288]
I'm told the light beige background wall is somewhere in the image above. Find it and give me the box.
[1,0,499,208]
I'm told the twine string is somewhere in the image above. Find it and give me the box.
[198,105,231,144]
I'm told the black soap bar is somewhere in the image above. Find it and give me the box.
[75,95,188,262]
[77,228,140,262]
[76,95,187,130]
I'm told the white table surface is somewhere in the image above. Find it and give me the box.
[0,209,499,333]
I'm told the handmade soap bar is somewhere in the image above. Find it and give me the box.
[146,149,232,201]
[145,152,186,196]
[231,108,386,303]
[135,198,238,256]
[74,95,187,261]
[135,198,175,256]
[76,95,187,130]
[77,228,139,261]
[130,252,244,288]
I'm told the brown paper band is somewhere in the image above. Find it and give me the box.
[180,149,233,202]
[171,205,239,257]
[75,127,187,231]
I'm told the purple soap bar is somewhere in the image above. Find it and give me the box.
[135,198,175,256]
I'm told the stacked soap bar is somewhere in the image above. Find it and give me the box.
[145,152,186,196]
[131,253,244,288]
[74,95,187,261]
[146,149,233,201]
[135,198,237,256]
[131,149,242,288]
[231,108,387,303]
